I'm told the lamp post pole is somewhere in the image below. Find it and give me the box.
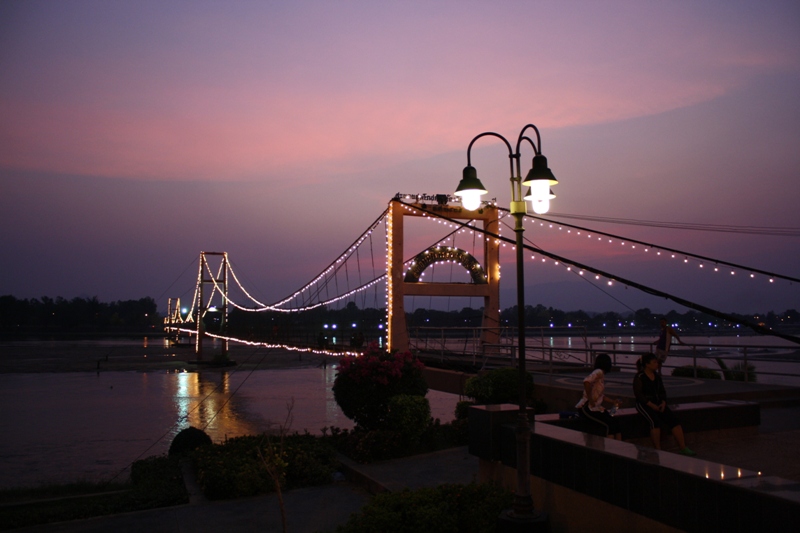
[454,124,557,530]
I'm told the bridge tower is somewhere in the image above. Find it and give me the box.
[387,197,500,353]
[194,251,229,361]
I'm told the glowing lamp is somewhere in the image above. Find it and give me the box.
[532,198,550,214]
[454,165,487,211]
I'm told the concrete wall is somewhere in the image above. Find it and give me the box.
[469,404,799,533]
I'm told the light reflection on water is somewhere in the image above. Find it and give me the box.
[0,368,459,489]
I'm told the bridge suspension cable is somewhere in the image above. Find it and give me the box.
[527,212,800,285]
[544,212,800,237]
[395,199,800,345]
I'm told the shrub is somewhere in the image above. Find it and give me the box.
[335,482,513,533]
[324,418,469,464]
[714,357,758,382]
[333,343,427,430]
[672,365,722,379]
[455,400,474,421]
[386,394,431,443]
[193,433,338,500]
[464,367,534,406]
[728,362,757,382]
[128,455,188,507]
[168,426,212,457]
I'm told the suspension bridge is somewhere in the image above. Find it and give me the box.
[163,194,800,368]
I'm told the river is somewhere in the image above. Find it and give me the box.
[1,334,797,490]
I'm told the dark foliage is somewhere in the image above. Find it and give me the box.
[464,367,534,406]
[0,455,187,530]
[168,426,212,457]
[323,419,468,464]
[192,433,338,500]
[0,295,159,333]
[335,482,514,533]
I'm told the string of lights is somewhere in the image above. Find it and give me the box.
[519,211,800,284]
[543,212,800,237]
[396,199,800,345]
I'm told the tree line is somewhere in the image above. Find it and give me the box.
[2,294,797,337]
[0,295,160,334]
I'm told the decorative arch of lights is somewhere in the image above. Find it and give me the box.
[387,197,500,353]
[404,246,488,284]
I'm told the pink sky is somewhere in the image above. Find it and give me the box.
[1,0,799,314]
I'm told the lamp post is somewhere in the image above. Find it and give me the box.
[454,124,557,530]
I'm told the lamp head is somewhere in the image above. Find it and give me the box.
[455,165,487,211]
[522,154,557,211]
[522,154,557,187]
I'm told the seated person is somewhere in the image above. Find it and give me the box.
[633,353,696,456]
[575,353,622,440]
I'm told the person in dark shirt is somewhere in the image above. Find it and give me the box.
[634,353,696,456]
[652,318,684,373]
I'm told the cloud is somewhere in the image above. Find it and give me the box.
[2,1,798,183]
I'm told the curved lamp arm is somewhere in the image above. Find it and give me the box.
[456,124,557,213]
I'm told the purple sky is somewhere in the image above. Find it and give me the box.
[1,1,799,315]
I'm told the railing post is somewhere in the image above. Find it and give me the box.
[744,346,749,383]
[693,345,697,378]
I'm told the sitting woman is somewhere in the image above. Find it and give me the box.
[634,353,696,456]
[575,353,622,440]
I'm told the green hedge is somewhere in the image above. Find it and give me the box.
[464,367,534,405]
[335,482,513,533]
[193,433,338,500]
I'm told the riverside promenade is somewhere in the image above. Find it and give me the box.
[11,405,800,532]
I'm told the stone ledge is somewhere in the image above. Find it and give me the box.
[469,403,799,532]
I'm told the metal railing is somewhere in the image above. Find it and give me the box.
[407,326,800,384]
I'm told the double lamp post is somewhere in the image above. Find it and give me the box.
[454,124,558,529]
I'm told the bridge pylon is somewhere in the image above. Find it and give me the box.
[387,197,500,353]
[193,251,229,362]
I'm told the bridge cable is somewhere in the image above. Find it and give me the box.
[396,199,800,345]
[543,212,800,237]
[498,217,639,314]
[530,212,800,284]
[155,255,199,304]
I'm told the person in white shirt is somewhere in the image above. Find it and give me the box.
[575,353,622,440]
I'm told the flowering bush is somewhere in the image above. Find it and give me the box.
[333,343,427,430]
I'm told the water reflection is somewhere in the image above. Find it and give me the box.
[171,371,261,442]
[0,365,460,489]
